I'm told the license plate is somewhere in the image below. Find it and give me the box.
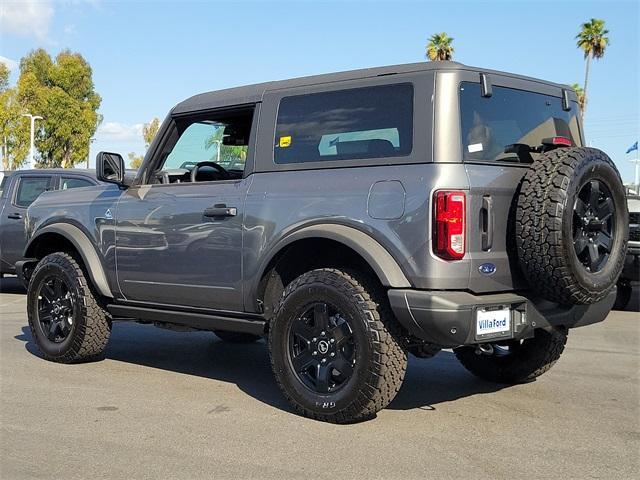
[476,307,511,337]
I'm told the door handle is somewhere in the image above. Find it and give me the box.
[481,196,494,251]
[7,213,22,220]
[203,204,237,218]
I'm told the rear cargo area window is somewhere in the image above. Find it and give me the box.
[274,84,413,164]
[459,82,581,163]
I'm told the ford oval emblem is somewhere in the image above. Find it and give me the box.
[479,263,497,276]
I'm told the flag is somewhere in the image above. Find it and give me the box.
[627,141,638,154]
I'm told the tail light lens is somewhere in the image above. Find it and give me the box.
[433,190,466,260]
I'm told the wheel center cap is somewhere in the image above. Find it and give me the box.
[317,340,329,355]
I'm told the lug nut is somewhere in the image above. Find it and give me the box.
[312,351,317,356]
[321,358,326,363]
[312,337,317,342]
[321,331,326,336]
[330,338,335,344]
[330,352,335,357]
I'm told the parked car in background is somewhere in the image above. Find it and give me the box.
[615,194,640,309]
[0,169,99,277]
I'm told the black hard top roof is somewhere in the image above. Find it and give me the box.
[172,61,572,114]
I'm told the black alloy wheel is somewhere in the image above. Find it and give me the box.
[288,302,356,394]
[27,252,112,363]
[269,268,407,423]
[36,274,76,343]
[573,179,616,273]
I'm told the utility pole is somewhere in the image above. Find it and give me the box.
[22,113,43,168]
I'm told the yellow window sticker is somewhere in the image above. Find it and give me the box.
[279,136,292,148]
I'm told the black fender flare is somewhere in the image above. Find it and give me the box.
[255,223,411,290]
[24,223,113,298]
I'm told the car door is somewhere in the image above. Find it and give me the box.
[115,106,257,312]
[0,174,54,272]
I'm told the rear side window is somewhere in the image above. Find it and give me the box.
[460,82,581,163]
[61,177,94,190]
[15,177,51,207]
[274,84,413,164]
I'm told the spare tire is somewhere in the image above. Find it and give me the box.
[516,147,628,305]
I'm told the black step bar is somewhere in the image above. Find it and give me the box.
[107,304,266,335]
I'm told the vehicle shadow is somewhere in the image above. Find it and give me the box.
[612,284,640,312]
[15,322,507,417]
[0,276,26,294]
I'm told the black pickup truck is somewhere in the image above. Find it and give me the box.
[0,169,98,277]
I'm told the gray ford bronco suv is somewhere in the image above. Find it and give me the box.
[18,62,628,423]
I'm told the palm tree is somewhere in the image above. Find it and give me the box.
[426,33,454,61]
[571,83,586,112]
[576,18,609,116]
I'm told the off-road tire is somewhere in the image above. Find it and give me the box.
[214,330,262,343]
[453,328,568,384]
[516,147,628,305]
[268,268,407,423]
[27,252,111,363]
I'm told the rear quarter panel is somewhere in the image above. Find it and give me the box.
[243,163,472,311]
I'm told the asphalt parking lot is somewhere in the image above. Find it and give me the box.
[1,277,638,480]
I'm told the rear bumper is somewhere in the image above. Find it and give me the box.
[388,288,616,347]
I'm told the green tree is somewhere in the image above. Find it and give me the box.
[128,117,160,169]
[0,63,9,91]
[576,18,609,117]
[0,64,30,170]
[571,83,586,112]
[143,117,160,148]
[426,32,455,61]
[204,127,247,164]
[17,48,102,167]
[128,152,144,169]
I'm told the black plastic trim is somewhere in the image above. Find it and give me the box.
[107,304,266,335]
[388,288,615,347]
[480,72,492,97]
[562,88,571,111]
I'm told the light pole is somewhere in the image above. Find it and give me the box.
[211,140,221,162]
[87,137,96,169]
[22,113,43,168]
[630,158,640,194]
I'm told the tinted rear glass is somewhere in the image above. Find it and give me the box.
[15,177,50,207]
[460,82,581,163]
[61,177,94,190]
[274,84,413,164]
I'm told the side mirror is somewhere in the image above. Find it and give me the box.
[96,151,126,186]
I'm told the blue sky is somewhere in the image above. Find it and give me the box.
[1,0,638,181]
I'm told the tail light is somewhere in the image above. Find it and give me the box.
[433,190,466,260]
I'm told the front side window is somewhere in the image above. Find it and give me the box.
[61,177,94,190]
[274,84,414,164]
[155,110,253,183]
[15,177,51,207]
[460,82,581,163]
